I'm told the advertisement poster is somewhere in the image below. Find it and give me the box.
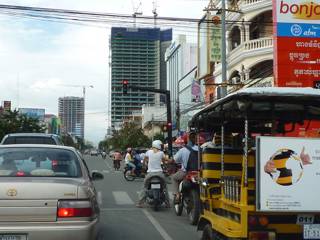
[18,108,45,121]
[273,0,320,87]
[257,136,320,212]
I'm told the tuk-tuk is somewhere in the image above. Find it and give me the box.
[190,87,320,240]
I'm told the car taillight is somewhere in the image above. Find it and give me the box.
[259,216,269,227]
[248,215,269,227]
[248,216,258,227]
[16,171,25,177]
[57,200,93,218]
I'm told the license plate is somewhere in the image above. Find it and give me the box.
[304,224,320,239]
[151,184,161,189]
[297,214,314,225]
[0,235,27,240]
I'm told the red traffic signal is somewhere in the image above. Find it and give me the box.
[122,80,129,94]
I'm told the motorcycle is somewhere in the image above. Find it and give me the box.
[173,170,201,225]
[123,163,146,181]
[146,175,167,211]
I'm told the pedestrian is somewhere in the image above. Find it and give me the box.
[113,150,122,170]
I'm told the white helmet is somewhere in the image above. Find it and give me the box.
[152,140,163,150]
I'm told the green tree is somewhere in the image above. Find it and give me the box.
[0,110,46,140]
[153,133,165,143]
[103,122,151,150]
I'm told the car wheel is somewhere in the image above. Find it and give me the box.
[96,232,104,240]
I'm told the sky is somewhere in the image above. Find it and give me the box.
[0,0,207,146]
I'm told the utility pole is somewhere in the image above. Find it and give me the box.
[221,0,227,97]
[151,114,154,141]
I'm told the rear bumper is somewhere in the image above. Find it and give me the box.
[0,219,99,240]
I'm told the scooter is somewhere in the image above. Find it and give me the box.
[173,170,201,225]
[146,175,167,211]
[123,164,146,181]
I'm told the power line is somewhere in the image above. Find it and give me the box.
[0,4,275,31]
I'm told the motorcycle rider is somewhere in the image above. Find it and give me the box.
[125,148,135,175]
[136,140,170,208]
[172,132,199,203]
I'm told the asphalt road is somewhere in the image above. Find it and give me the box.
[84,154,202,240]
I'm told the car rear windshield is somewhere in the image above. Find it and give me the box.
[3,137,56,145]
[0,148,82,178]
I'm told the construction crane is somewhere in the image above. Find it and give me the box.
[132,0,142,27]
[58,84,94,100]
[152,0,158,27]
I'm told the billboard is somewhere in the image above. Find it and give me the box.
[2,101,11,111]
[198,13,221,80]
[198,15,209,80]
[257,136,320,212]
[19,108,45,121]
[273,0,320,87]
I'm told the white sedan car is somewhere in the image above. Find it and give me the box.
[0,144,103,240]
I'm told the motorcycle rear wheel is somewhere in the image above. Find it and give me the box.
[124,169,135,181]
[173,197,183,216]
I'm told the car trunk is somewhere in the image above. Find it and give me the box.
[0,178,80,222]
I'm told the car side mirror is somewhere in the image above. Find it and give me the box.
[91,171,104,181]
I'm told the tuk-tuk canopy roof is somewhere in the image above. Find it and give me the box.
[190,87,320,131]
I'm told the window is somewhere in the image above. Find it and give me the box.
[0,148,81,178]
[3,137,56,145]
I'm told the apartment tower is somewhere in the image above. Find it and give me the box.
[58,97,84,139]
[110,27,172,128]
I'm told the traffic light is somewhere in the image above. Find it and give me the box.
[122,80,129,94]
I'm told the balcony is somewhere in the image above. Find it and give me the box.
[228,37,273,64]
[244,37,273,50]
[226,0,272,21]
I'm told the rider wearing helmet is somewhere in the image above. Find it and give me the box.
[172,132,199,203]
[125,148,135,175]
[136,140,170,208]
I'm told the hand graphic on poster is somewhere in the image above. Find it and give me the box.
[300,146,312,165]
[264,159,276,173]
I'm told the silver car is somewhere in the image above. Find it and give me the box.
[0,145,103,240]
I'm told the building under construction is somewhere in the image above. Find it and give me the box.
[110,27,172,129]
[58,97,84,139]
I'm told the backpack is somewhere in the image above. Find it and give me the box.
[184,145,199,171]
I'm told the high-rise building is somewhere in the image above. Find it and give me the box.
[110,27,172,128]
[58,97,84,138]
[165,35,197,130]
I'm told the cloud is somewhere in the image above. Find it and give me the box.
[0,0,207,145]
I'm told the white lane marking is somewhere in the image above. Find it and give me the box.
[142,209,173,240]
[103,170,110,174]
[97,191,103,206]
[112,191,134,205]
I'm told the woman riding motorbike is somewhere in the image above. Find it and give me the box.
[136,140,170,208]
